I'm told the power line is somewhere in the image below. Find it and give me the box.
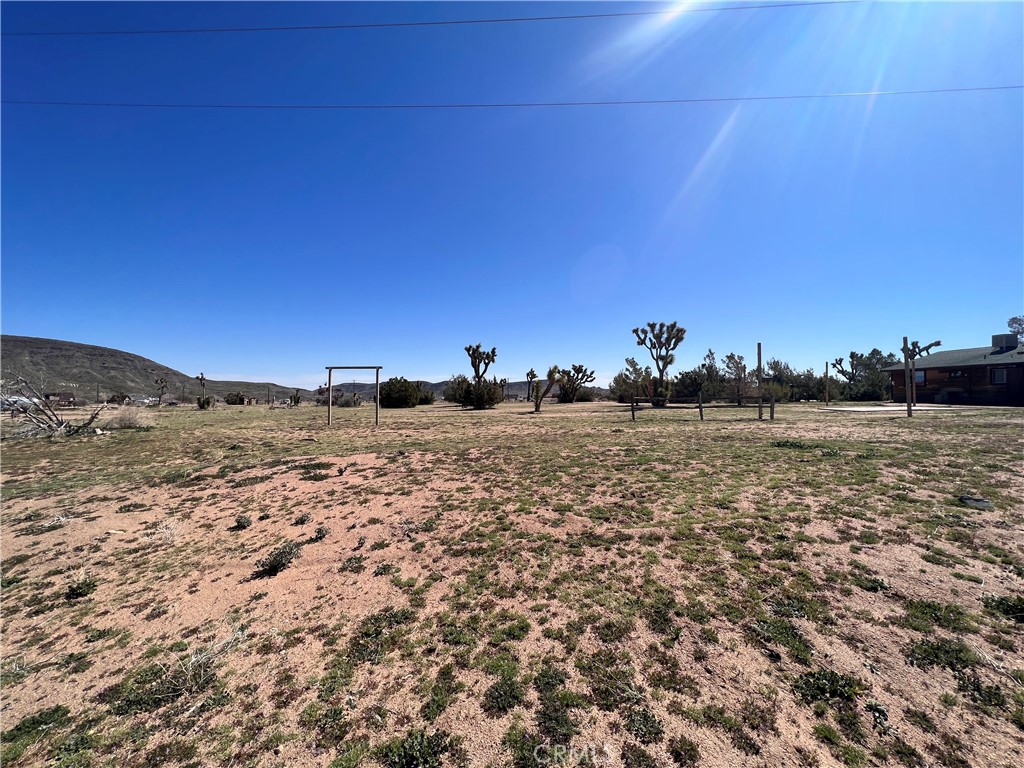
[3,85,1020,111]
[1,1,860,37]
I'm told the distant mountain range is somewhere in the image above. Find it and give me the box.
[0,335,609,404]
[0,335,316,403]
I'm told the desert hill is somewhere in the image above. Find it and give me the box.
[0,335,315,403]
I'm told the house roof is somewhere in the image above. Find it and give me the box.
[882,344,1024,371]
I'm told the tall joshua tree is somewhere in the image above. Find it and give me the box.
[533,366,562,413]
[196,372,209,409]
[558,364,596,403]
[525,368,537,400]
[633,321,686,406]
[154,377,168,406]
[465,344,497,383]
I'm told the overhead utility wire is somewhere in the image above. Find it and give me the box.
[2,1,859,36]
[3,85,1020,111]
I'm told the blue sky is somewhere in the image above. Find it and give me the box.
[2,1,1022,389]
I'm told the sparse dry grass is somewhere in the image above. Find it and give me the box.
[1,401,1022,767]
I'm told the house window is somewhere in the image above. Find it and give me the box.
[990,368,1008,385]
[914,370,926,385]
[949,370,964,378]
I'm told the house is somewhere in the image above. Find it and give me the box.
[883,334,1024,406]
[43,392,77,408]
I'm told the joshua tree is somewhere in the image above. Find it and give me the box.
[558,364,596,403]
[154,377,168,406]
[633,322,686,405]
[195,372,211,409]
[533,366,562,413]
[499,378,509,401]
[465,344,497,383]
[525,368,537,399]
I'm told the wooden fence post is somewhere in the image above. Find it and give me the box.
[757,342,763,420]
[902,336,913,418]
[698,390,704,421]
[770,392,775,420]
[631,398,636,422]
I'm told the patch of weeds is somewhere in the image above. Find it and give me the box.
[482,674,526,717]
[955,672,1006,708]
[65,575,98,600]
[348,607,417,663]
[620,742,658,768]
[576,649,643,711]
[594,617,634,644]
[299,702,351,746]
[623,706,664,744]
[116,502,147,514]
[668,735,700,766]
[59,652,93,674]
[747,616,813,665]
[313,525,331,542]
[643,584,679,636]
[888,738,926,767]
[532,660,586,742]
[232,514,252,530]
[905,639,979,672]
[254,541,301,577]
[982,594,1024,624]
[772,439,812,449]
[645,643,700,697]
[370,540,391,551]
[375,729,458,768]
[83,626,121,643]
[794,669,867,706]
[340,555,366,574]
[901,600,973,633]
[227,475,273,488]
[926,732,971,768]
[0,705,71,764]
[813,723,866,767]
[146,739,199,765]
[849,572,888,593]
[374,563,400,577]
[421,664,464,722]
[503,726,544,768]
[329,738,370,768]
[489,611,531,645]
[903,708,936,733]
[294,512,312,526]
[675,705,760,755]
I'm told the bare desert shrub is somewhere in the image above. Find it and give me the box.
[105,407,150,430]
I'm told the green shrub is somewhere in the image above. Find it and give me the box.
[375,729,457,768]
[348,607,417,663]
[668,736,700,767]
[379,378,421,409]
[196,396,212,410]
[233,514,252,530]
[624,706,664,744]
[66,575,98,600]
[482,675,526,717]
[794,669,866,705]
[225,392,245,405]
[254,541,302,577]
[621,742,658,768]
[1,705,71,764]
[905,639,979,671]
[982,594,1024,624]
[421,664,464,722]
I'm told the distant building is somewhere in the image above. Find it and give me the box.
[882,334,1023,406]
[43,392,77,408]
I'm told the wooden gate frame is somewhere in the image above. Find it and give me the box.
[325,366,383,426]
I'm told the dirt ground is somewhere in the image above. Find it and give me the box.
[1,401,1022,768]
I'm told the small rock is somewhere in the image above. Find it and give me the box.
[958,495,993,510]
